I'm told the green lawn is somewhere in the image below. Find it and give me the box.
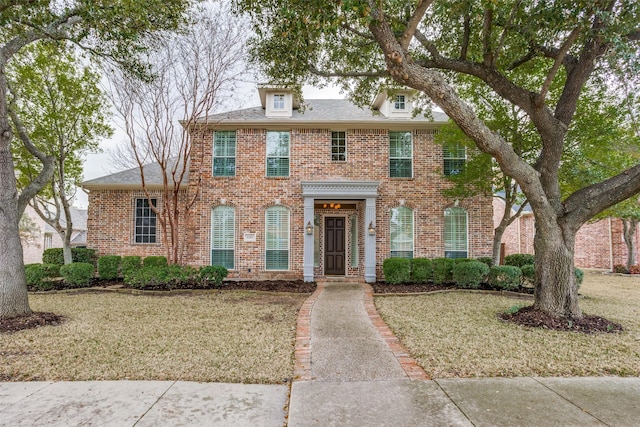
[374,270,640,378]
[0,291,305,383]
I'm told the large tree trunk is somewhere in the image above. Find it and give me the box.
[533,221,581,318]
[0,64,32,319]
[493,223,507,266]
[622,218,637,270]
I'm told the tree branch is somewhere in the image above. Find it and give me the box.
[482,6,494,66]
[535,27,581,107]
[399,0,434,50]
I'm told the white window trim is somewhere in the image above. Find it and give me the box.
[444,207,469,257]
[211,206,235,269]
[389,131,413,178]
[265,206,290,270]
[273,94,285,110]
[266,131,290,177]
[331,131,347,162]
[389,206,414,258]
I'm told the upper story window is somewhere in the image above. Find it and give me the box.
[331,131,346,162]
[444,207,468,258]
[134,198,157,243]
[211,206,235,269]
[265,206,290,270]
[389,131,413,178]
[273,94,285,109]
[390,206,414,258]
[394,95,406,110]
[266,131,290,177]
[443,143,466,175]
[213,131,236,177]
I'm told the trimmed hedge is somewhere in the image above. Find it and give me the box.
[59,262,94,287]
[452,260,489,289]
[488,265,521,291]
[98,255,121,280]
[42,247,97,266]
[121,256,142,278]
[143,256,168,268]
[410,258,432,283]
[25,264,59,290]
[432,258,455,285]
[476,257,494,267]
[383,257,411,284]
[199,266,229,287]
[504,253,535,268]
[520,264,535,286]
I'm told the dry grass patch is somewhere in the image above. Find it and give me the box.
[0,291,306,384]
[375,270,640,378]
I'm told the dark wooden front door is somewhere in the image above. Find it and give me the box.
[325,217,346,275]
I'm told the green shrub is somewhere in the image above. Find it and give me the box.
[476,257,494,267]
[98,255,121,280]
[520,264,535,287]
[383,257,411,284]
[575,267,584,289]
[42,248,97,266]
[504,253,535,268]
[453,257,473,264]
[199,265,229,287]
[432,258,455,285]
[124,264,200,289]
[121,256,142,278]
[143,256,168,268]
[25,264,51,290]
[72,248,97,266]
[41,263,61,278]
[452,260,489,289]
[42,248,64,265]
[488,265,522,291]
[59,262,94,287]
[410,258,432,283]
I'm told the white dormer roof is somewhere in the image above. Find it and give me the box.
[372,90,416,118]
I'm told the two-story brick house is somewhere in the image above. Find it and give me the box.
[83,86,494,282]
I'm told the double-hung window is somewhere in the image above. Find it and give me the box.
[389,131,412,178]
[273,94,285,109]
[211,206,235,269]
[213,131,236,176]
[394,95,406,110]
[265,206,290,270]
[443,143,466,175]
[444,207,468,258]
[134,198,157,243]
[331,131,346,162]
[390,206,414,258]
[266,131,290,177]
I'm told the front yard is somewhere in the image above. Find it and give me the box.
[0,291,305,383]
[375,270,640,378]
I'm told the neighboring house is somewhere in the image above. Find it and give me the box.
[493,196,640,269]
[20,204,88,264]
[83,86,494,282]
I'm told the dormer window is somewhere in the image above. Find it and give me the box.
[394,95,406,110]
[273,94,285,110]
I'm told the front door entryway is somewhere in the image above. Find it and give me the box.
[324,217,346,275]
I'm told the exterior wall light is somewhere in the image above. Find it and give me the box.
[368,221,376,236]
[305,221,314,235]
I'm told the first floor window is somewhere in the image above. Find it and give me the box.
[389,131,412,178]
[313,214,320,267]
[266,131,290,176]
[331,131,346,162]
[444,207,468,258]
[266,206,290,270]
[213,131,236,176]
[443,142,466,176]
[44,233,53,249]
[390,206,414,258]
[135,198,157,243]
[211,206,235,269]
[350,215,358,267]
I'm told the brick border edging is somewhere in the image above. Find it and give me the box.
[361,283,430,380]
[293,282,324,381]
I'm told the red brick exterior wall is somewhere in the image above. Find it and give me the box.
[493,197,640,269]
[87,126,494,280]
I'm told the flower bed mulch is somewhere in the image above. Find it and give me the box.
[499,305,624,334]
[0,312,65,334]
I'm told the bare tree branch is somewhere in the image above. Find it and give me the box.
[399,0,434,50]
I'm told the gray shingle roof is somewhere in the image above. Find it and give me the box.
[82,158,189,189]
[199,99,448,125]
